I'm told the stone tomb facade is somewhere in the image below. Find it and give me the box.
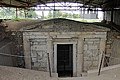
[22,18,109,77]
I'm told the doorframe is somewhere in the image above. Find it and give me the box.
[53,42,77,76]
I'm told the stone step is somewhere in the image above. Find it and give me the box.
[58,77,84,80]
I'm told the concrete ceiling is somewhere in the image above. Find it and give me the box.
[0,0,120,9]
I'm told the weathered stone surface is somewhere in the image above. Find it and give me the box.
[4,20,41,31]
[23,31,107,75]
[83,38,100,71]
[22,18,108,76]
[30,38,48,71]
[21,18,109,32]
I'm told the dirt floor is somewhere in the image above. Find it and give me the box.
[0,65,120,80]
[59,66,120,80]
[0,66,57,80]
[4,19,41,31]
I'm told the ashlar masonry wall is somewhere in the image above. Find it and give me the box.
[23,31,107,77]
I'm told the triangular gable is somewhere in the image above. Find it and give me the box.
[21,18,110,32]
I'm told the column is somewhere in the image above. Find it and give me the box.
[47,35,53,73]
[77,37,84,76]
[23,32,31,69]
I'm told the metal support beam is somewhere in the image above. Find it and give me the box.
[85,0,94,5]
[15,0,31,5]
[0,2,27,8]
[111,8,114,23]
[16,8,18,18]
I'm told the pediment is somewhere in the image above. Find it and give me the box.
[21,18,110,32]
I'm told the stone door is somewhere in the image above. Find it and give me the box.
[83,38,100,71]
[30,38,47,71]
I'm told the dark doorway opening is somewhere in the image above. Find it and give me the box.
[57,44,73,77]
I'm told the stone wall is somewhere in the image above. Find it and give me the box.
[23,31,107,76]
[30,38,48,71]
[21,18,109,32]
[83,38,101,71]
[21,18,108,77]
[105,31,120,66]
